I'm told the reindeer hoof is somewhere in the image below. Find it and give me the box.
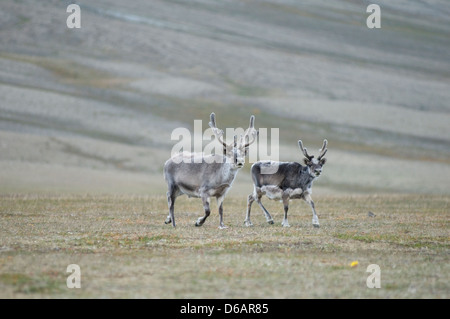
[244,220,253,227]
[219,225,228,230]
[195,220,203,227]
[267,219,274,225]
[282,223,290,228]
[313,224,320,228]
[164,217,172,224]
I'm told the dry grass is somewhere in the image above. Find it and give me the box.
[0,194,448,298]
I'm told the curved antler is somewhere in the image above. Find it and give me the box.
[243,115,258,148]
[317,139,328,160]
[209,113,227,148]
[298,140,314,160]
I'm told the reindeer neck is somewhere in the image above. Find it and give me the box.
[298,165,316,189]
[220,162,239,182]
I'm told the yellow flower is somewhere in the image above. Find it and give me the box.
[350,261,359,267]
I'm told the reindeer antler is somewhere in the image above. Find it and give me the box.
[243,115,258,148]
[209,113,227,148]
[317,139,328,160]
[298,140,314,160]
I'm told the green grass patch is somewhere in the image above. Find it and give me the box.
[0,273,64,294]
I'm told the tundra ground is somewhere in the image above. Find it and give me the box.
[0,194,448,298]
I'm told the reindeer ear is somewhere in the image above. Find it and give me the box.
[303,158,311,166]
[320,157,327,165]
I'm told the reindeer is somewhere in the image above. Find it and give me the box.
[163,113,258,228]
[245,139,328,227]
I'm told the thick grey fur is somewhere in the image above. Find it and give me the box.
[245,139,328,227]
[163,113,257,228]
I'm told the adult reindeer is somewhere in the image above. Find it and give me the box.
[164,113,258,228]
[245,139,328,227]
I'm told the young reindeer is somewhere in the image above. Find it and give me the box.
[163,113,258,228]
[245,139,328,227]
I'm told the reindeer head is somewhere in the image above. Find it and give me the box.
[209,113,258,169]
[298,139,328,178]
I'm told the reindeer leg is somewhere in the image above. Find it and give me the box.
[165,193,176,227]
[244,192,255,227]
[195,196,210,227]
[304,194,320,228]
[256,194,274,224]
[165,185,178,227]
[281,195,290,227]
[217,195,228,229]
